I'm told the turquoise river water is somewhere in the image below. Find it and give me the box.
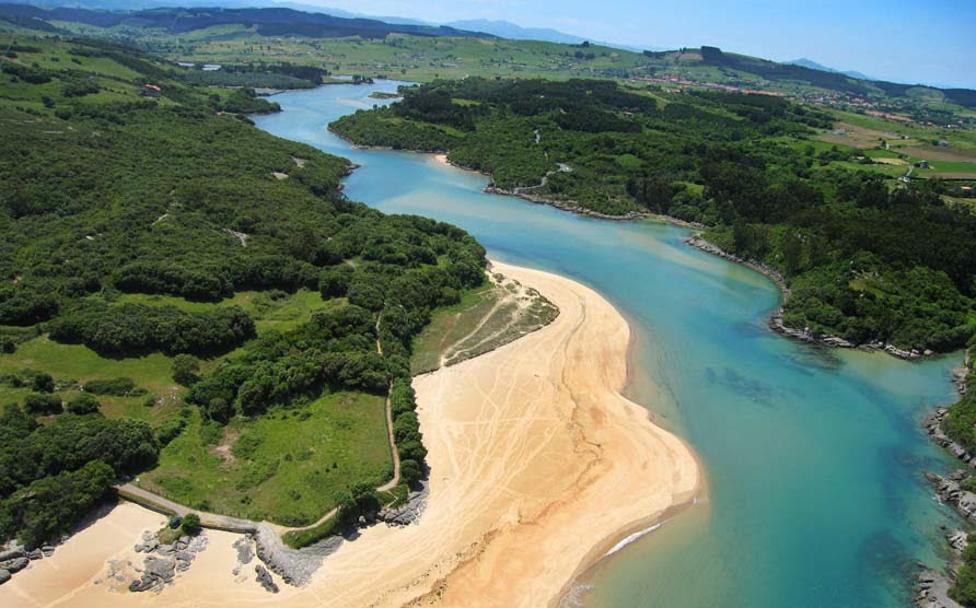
[254,82,964,608]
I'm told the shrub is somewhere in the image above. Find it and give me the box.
[181,513,202,536]
[390,379,417,416]
[952,538,976,605]
[49,303,255,357]
[23,393,62,415]
[172,355,201,386]
[397,439,427,464]
[156,412,189,446]
[400,459,422,487]
[31,372,54,393]
[67,393,101,415]
[319,265,353,297]
[82,377,142,396]
[199,420,224,446]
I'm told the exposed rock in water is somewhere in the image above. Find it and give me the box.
[948,530,968,553]
[0,569,10,585]
[255,564,279,593]
[918,362,972,607]
[926,471,976,521]
[924,410,974,468]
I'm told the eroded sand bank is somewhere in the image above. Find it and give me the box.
[0,261,700,608]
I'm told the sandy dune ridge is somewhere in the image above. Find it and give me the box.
[0,261,701,608]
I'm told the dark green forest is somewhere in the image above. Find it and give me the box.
[0,38,485,547]
[332,78,976,353]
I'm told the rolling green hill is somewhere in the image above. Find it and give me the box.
[3,3,974,126]
[0,4,492,39]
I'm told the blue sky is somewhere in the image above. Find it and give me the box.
[302,0,976,88]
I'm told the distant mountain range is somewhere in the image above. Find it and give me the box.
[787,58,873,82]
[446,18,589,45]
[443,18,651,51]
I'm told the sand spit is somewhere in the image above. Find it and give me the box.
[0,261,700,608]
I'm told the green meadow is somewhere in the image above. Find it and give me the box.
[138,391,391,526]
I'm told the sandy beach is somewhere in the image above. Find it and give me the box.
[0,261,700,608]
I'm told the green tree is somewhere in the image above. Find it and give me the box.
[781,230,804,276]
[172,355,201,386]
[67,393,100,415]
[0,337,15,353]
[181,512,202,536]
[23,393,62,415]
[31,372,54,393]
[400,459,422,487]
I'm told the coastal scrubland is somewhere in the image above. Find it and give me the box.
[333,78,976,354]
[0,37,486,548]
[410,270,559,375]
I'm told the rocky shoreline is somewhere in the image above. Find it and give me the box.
[916,351,973,607]
[482,185,646,221]
[0,544,56,586]
[918,465,970,608]
[683,235,935,361]
[329,130,655,223]
[86,482,429,597]
[253,482,427,587]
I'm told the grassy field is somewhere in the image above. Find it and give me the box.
[138,391,391,526]
[0,37,171,115]
[0,335,180,423]
[813,110,976,179]
[146,33,648,83]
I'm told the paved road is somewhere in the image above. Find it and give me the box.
[116,483,258,533]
